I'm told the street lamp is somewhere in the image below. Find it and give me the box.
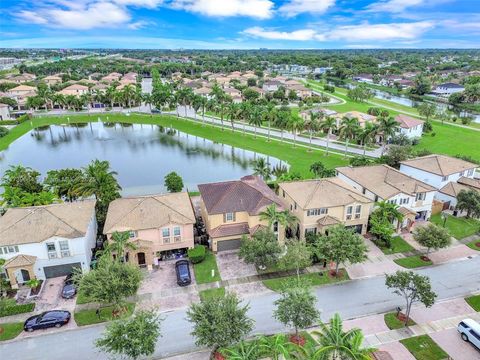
[441,212,448,227]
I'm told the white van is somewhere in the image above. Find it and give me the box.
[458,319,480,350]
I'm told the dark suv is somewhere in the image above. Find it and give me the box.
[175,260,192,286]
[24,310,71,332]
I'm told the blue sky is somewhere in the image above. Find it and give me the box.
[0,0,479,49]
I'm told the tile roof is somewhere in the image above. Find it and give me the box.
[279,177,371,209]
[438,181,477,198]
[336,165,435,199]
[4,254,37,268]
[317,215,341,226]
[103,192,195,234]
[395,114,424,129]
[209,222,249,238]
[458,177,480,190]
[198,175,284,215]
[400,155,477,176]
[0,200,96,246]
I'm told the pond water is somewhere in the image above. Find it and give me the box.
[0,122,284,195]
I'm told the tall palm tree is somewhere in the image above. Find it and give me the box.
[287,115,304,148]
[339,116,360,158]
[319,116,337,156]
[358,122,378,156]
[240,102,252,136]
[249,106,263,138]
[142,93,153,113]
[199,96,208,126]
[305,111,320,150]
[378,116,400,154]
[259,203,283,229]
[275,110,289,143]
[106,85,117,108]
[252,157,272,181]
[263,103,277,142]
[191,94,203,122]
[375,200,404,224]
[308,313,375,360]
[107,231,138,262]
[74,159,121,202]
[258,334,293,360]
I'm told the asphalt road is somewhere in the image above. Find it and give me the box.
[1,256,479,360]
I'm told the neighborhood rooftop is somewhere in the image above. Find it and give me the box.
[400,154,478,176]
[395,114,424,129]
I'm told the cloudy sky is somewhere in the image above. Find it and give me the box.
[0,0,479,49]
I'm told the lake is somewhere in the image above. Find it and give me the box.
[0,122,284,195]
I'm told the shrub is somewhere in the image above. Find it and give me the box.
[0,126,9,138]
[188,245,206,264]
[0,301,35,317]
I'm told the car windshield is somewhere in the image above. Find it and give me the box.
[178,265,189,278]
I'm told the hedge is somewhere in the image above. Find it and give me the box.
[188,245,206,264]
[0,303,35,318]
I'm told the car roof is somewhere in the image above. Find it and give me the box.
[461,318,480,332]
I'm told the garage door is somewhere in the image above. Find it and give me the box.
[217,239,242,252]
[43,263,81,278]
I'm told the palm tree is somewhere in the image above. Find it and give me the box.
[308,313,375,360]
[263,103,277,142]
[379,116,400,154]
[319,116,337,156]
[259,203,284,230]
[339,116,360,158]
[252,157,271,181]
[240,102,252,136]
[106,85,117,108]
[74,159,121,201]
[199,96,208,126]
[107,231,138,262]
[258,334,294,360]
[249,106,263,138]
[305,111,320,150]
[375,200,404,225]
[142,93,153,114]
[221,340,259,360]
[191,94,203,122]
[358,122,378,156]
[275,110,289,143]
[287,115,304,148]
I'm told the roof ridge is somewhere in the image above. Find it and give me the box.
[0,209,34,237]
[43,206,83,234]
[211,181,239,213]
[303,180,322,208]
[152,195,195,222]
[106,197,147,233]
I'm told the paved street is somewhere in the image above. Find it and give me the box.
[2,256,479,360]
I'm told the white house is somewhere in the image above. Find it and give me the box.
[432,83,465,96]
[0,103,11,120]
[353,74,373,84]
[336,165,436,230]
[399,155,477,190]
[394,114,424,140]
[437,177,480,210]
[0,201,97,288]
[262,80,283,92]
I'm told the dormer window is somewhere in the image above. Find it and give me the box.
[225,212,235,222]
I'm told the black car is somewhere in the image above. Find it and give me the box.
[61,273,76,299]
[24,310,71,332]
[175,260,192,286]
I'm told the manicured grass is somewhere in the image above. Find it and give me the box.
[0,322,23,341]
[430,214,480,240]
[192,251,221,284]
[400,335,448,360]
[0,114,348,178]
[384,312,416,330]
[376,236,415,255]
[394,255,433,269]
[467,240,480,251]
[199,287,225,301]
[465,295,480,311]
[74,303,135,326]
[262,271,349,292]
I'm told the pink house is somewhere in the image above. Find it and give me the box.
[103,192,196,269]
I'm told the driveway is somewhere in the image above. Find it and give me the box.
[409,298,475,324]
[35,277,76,313]
[428,244,478,265]
[429,328,480,360]
[347,260,402,280]
[344,313,389,336]
[138,259,195,295]
[215,251,257,281]
[378,342,415,360]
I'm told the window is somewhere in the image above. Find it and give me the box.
[460,171,465,177]
[400,198,409,205]
[305,228,317,236]
[441,176,448,181]
[294,202,297,210]
[173,226,181,242]
[162,228,170,243]
[129,231,137,238]
[273,222,278,232]
[362,187,366,195]
[415,193,426,201]
[374,195,379,202]
[290,204,293,211]
[1,246,19,255]
[225,212,234,222]
[355,205,362,219]
[59,240,70,257]
[346,206,353,220]
[468,169,474,176]
[388,199,397,205]
[307,208,328,216]
[46,243,57,259]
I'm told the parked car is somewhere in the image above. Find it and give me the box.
[151,108,162,114]
[175,259,192,286]
[24,310,71,332]
[61,273,76,299]
[458,319,480,350]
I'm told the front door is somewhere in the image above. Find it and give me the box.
[137,252,146,267]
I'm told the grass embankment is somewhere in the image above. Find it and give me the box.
[376,236,415,255]
[193,251,221,284]
[430,214,480,240]
[0,322,24,341]
[199,287,225,301]
[467,240,480,251]
[394,255,433,269]
[465,295,480,311]
[384,312,416,330]
[74,303,135,326]
[262,271,349,292]
[400,335,448,360]
[0,114,349,178]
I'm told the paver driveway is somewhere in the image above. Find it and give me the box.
[428,244,478,264]
[35,277,76,313]
[378,342,415,360]
[430,328,480,360]
[215,251,257,280]
[344,313,389,336]
[409,298,475,324]
[138,259,195,295]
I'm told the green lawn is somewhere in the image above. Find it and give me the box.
[430,214,480,240]
[467,240,480,251]
[384,312,416,330]
[394,255,433,269]
[75,290,93,305]
[262,271,349,292]
[199,287,225,301]
[0,322,23,341]
[193,251,221,284]
[74,303,135,326]
[400,335,448,360]
[376,236,415,255]
[0,114,348,178]
[465,295,480,311]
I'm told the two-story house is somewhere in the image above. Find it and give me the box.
[103,192,195,269]
[394,114,424,140]
[0,201,97,289]
[278,178,373,239]
[58,84,89,97]
[400,155,477,190]
[337,165,436,231]
[198,175,286,252]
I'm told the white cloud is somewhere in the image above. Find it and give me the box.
[114,0,164,8]
[243,27,322,41]
[365,0,424,13]
[127,20,152,29]
[16,10,48,25]
[170,0,274,19]
[278,0,335,17]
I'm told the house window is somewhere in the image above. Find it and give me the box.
[294,202,297,210]
[305,228,317,236]
[362,188,366,195]
[59,240,70,257]
[441,176,448,181]
[273,222,278,232]
[1,246,19,254]
[290,204,293,211]
[346,206,353,220]
[307,208,328,216]
[225,212,234,222]
[460,171,464,176]
[415,193,426,201]
[374,195,379,202]
[400,198,409,205]
[162,228,170,243]
[467,169,474,177]
[46,242,57,259]
[129,231,137,238]
[173,226,181,242]
[355,205,362,219]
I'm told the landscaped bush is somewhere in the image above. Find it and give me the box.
[0,126,9,138]
[188,245,207,264]
[0,299,35,318]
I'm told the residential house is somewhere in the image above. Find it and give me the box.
[278,178,373,238]
[287,84,313,99]
[399,154,477,189]
[102,72,122,83]
[262,80,283,92]
[0,201,97,289]
[198,175,286,252]
[0,103,11,120]
[58,84,89,97]
[299,107,337,121]
[103,193,195,269]
[353,74,373,84]
[43,75,63,86]
[334,111,377,128]
[432,83,465,96]
[394,114,424,139]
[5,73,36,84]
[7,85,37,109]
[437,177,480,210]
[336,165,436,230]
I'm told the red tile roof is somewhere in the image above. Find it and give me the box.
[209,222,249,238]
[395,114,424,129]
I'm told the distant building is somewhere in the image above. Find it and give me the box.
[0,103,11,120]
[432,83,465,96]
[353,74,373,84]
[394,114,424,140]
